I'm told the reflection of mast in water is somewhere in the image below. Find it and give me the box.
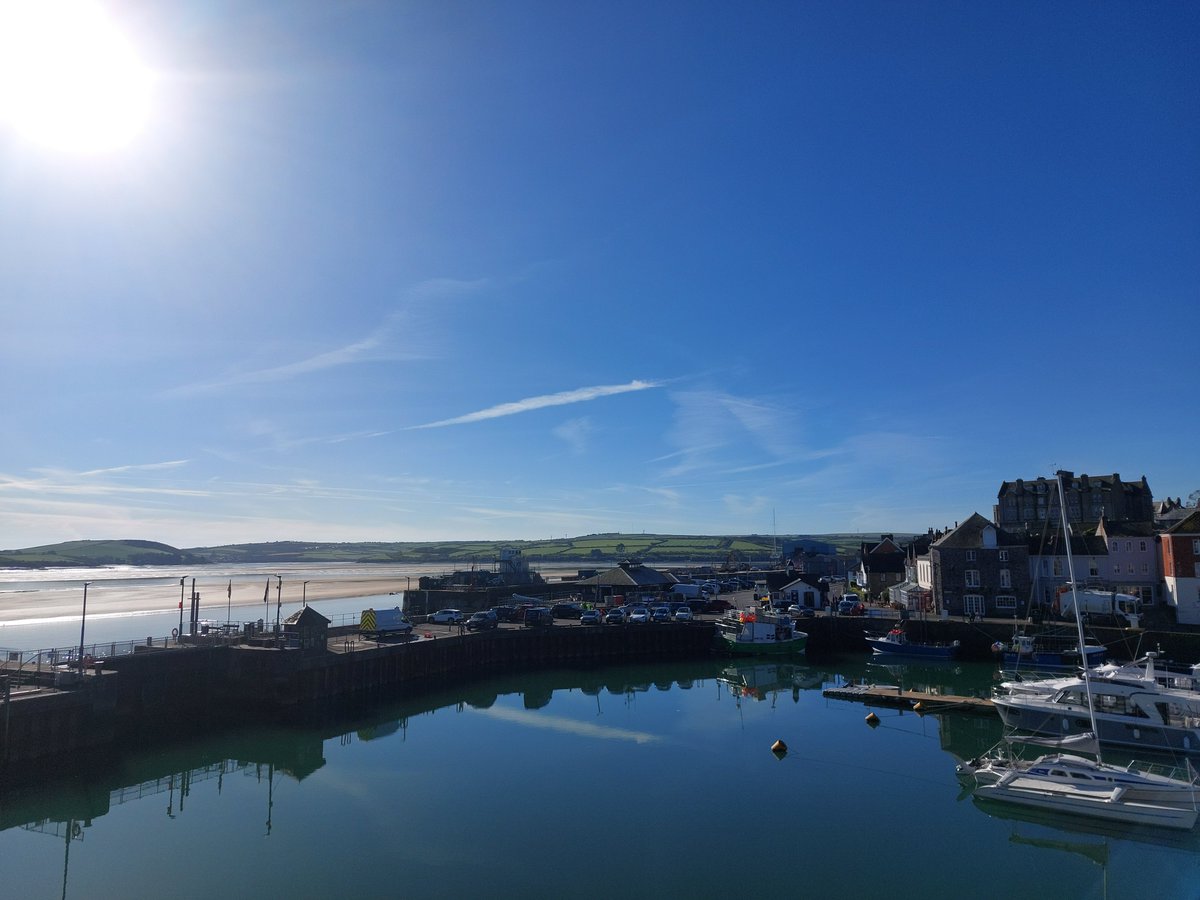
[1009,832,1109,900]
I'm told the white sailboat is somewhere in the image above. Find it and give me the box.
[967,471,1200,831]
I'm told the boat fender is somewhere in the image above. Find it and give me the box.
[990,642,1004,654]
[865,712,880,728]
[913,701,925,715]
[952,640,961,648]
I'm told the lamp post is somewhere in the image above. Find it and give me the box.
[78,582,91,675]
[302,581,309,608]
[179,577,186,641]
[274,575,282,634]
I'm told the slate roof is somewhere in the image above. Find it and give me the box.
[577,562,675,588]
[1165,510,1200,535]
[932,513,1025,549]
[283,606,331,626]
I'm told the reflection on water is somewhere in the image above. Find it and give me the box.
[3,658,1198,900]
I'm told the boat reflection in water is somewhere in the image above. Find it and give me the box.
[717,659,827,704]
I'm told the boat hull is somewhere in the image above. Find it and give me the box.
[994,698,1200,755]
[866,637,957,659]
[1000,647,1106,671]
[974,779,1198,830]
[715,633,808,656]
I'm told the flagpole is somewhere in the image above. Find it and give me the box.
[227,579,232,629]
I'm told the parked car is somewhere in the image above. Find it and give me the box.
[838,598,865,616]
[465,611,498,631]
[627,606,651,624]
[706,598,734,613]
[673,607,694,622]
[604,608,627,625]
[650,606,672,623]
[551,602,583,619]
[789,605,815,618]
[579,609,602,626]
[521,606,554,627]
[429,609,465,624]
[490,605,517,622]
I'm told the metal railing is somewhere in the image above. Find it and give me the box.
[0,613,368,673]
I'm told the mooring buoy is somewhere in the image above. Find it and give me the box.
[865,712,880,727]
[771,739,788,758]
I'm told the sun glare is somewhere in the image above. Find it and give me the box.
[0,0,155,154]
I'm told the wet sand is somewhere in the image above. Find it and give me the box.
[0,575,411,625]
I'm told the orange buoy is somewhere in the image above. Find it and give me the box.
[913,701,925,715]
[865,712,880,727]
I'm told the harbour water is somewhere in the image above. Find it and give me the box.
[3,656,1197,899]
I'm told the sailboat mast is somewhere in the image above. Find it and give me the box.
[1055,471,1102,747]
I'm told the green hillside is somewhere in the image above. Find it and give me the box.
[0,539,204,568]
[0,532,900,569]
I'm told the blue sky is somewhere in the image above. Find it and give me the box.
[1,1,1197,549]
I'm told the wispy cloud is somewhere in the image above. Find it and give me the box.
[552,417,593,454]
[162,277,488,397]
[78,459,190,477]
[409,380,661,429]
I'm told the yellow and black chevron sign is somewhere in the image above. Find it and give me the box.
[360,609,376,632]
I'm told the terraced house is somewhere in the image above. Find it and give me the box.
[931,514,1030,619]
[1161,510,1200,626]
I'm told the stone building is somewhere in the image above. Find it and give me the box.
[931,514,1030,619]
[994,471,1154,534]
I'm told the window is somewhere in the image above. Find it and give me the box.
[1053,559,1063,577]
[1128,564,1135,574]
[1113,564,1121,576]
[1111,541,1119,552]
[1126,541,1132,552]
[966,550,977,562]
[964,595,985,617]
[995,595,1017,610]
[1089,563,1099,577]
[999,549,1009,562]
[965,570,980,588]
[1141,563,1149,574]
[1193,539,1200,555]
[999,569,1011,589]
[1140,541,1147,552]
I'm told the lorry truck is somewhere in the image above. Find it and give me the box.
[1053,587,1139,627]
[360,606,414,639]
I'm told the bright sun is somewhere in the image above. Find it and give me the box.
[0,0,154,154]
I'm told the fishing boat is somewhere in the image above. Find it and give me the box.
[994,631,1107,672]
[969,471,1200,830]
[866,626,959,659]
[713,609,807,656]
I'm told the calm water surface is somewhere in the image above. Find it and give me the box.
[2,657,1197,900]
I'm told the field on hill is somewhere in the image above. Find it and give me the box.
[0,533,889,568]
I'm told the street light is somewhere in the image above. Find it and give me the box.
[78,582,91,675]
[302,581,309,608]
[274,575,282,634]
[178,577,186,641]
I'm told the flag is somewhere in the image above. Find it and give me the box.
[228,579,232,599]
[263,579,270,604]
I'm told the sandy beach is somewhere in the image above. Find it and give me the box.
[0,573,413,625]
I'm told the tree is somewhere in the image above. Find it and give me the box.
[1188,489,1200,508]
